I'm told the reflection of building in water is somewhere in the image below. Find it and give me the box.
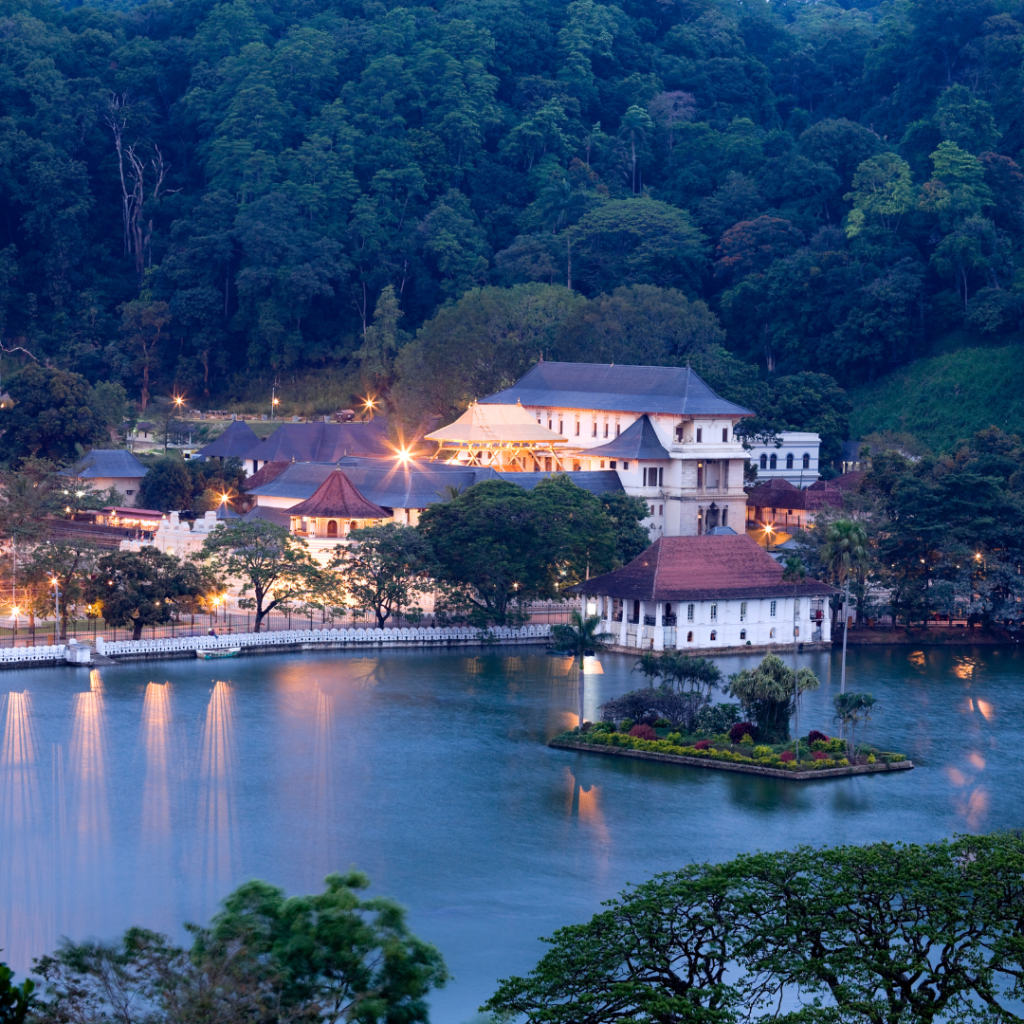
[198,681,238,906]
[71,672,110,865]
[0,692,49,962]
[305,686,336,885]
[139,684,174,904]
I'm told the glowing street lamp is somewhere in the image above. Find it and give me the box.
[50,577,60,638]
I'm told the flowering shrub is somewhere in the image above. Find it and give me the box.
[694,740,711,750]
[807,730,829,744]
[812,751,829,761]
[779,750,795,763]
[629,724,657,740]
[730,721,757,743]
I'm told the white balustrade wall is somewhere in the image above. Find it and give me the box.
[0,624,552,668]
[97,623,551,658]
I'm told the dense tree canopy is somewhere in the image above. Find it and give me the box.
[2,0,1023,424]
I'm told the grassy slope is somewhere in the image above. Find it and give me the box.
[849,344,1024,453]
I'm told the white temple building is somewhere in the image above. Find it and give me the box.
[479,362,753,536]
[572,534,834,652]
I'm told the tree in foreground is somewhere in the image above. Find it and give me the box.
[198,520,324,631]
[727,652,820,742]
[485,832,1024,1024]
[332,523,431,628]
[0,960,33,1024]
[33,872,448,1024]
[551,611,614,727]
[86,549,214,640]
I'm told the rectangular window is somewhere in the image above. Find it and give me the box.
[615,423,620,436]
[710,602,718,621]
[558,419,563,433]
[547,418,552,429]
[592,422,597,437]
[696,427,703,443]
[722,508,728,527]
[604,423,609,438]
[770,600,777,617]
[649,505,654,515]
[687,603,694,621]
[658,504,663,515]
[545,457,552,471]
[575,421,580,436]
[740,601,747,622]
[623,461,629,470]
[600,460,606,469]
[642,468,647,486]
[610,460,617,469]
[658,468,664,486]
[722,428,728,442]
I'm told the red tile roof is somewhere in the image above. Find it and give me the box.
[746,477,808,509]
[573,535,835,601]
[286,469,389,520]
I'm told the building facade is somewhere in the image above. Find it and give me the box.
[745,431,821,486]
[479,362,753,537]
[573,534,834,652]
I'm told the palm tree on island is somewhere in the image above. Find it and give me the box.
[551,611,614,729]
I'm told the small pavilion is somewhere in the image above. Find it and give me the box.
[287,468,389,540]
[424,401,570,471]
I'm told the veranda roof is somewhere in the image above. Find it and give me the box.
[286,469,389,520]
[571,534,836,602]
[425,402,567,445]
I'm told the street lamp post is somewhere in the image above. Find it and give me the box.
[51,577,61,642]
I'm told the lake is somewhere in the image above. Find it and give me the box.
[0,644,1019,1022]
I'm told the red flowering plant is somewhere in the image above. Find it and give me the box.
[808,730,830,744]
[729,721,758,743]
[629,724,657,741]
[812,751,829,761]
[779,750,795,763]
[694,740,712,750]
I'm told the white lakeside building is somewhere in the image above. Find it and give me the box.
[746,431,822,486]
[572,534,834,652]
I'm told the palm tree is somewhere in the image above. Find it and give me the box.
[833,692,876,760]
[728,652,821,743]
[633,649,663,688]
[821,520,870,694]
[552,610,614,728]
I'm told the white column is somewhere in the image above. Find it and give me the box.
[653,600,664,651]
[618,605,628,647]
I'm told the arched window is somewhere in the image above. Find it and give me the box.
[326,520,338,537]
[710,630,717,641]
[786,453,794,469]
[769,454,777,470]
[769,628,776,639]
[802,452,810,469]
[686,631,693,642]
[740,629,747,640]
[760,454,767,469]
[349,521,358,533]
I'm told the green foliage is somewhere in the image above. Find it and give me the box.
[0,960,34,1024]
[332,522,431,628]
[0,367,111,468]
[418,476,619,626]
[198,520,323,631]
[728,653,821,742]
[486,832,1024,1024]
[136,457,192,512]
[850,345,1024,454]
[550,611,614,668]
[85,549,214,641]
[32,873,447,1024]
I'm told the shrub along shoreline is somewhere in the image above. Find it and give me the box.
[549,727,911,781]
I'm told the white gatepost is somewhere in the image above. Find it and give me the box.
[653,600,664,651]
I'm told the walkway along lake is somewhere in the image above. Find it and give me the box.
[0,645,1019,1022]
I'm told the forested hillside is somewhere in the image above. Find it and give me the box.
[2,0,1023,437]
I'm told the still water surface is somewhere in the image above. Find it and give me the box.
[0,645,1020,1021]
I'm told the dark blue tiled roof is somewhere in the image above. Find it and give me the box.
[196,419,261,459]
[585,415,670,460]
[478,362,753,417]
[62,450,148,479]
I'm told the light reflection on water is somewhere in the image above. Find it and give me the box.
[0,645,1021,1021]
